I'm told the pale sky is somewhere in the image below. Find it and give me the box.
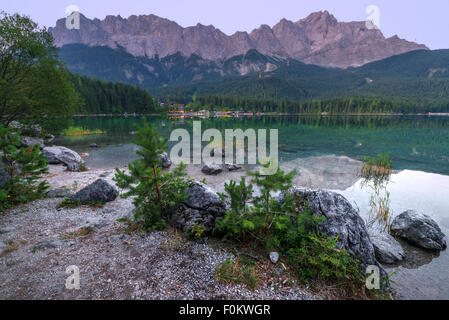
[2,0,448,49]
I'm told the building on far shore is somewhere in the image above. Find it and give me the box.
[214,110,232,117]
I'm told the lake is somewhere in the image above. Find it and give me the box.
[54,115,449,299]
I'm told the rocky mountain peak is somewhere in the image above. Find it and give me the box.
[298,10,337,26]
[50,11,428,68]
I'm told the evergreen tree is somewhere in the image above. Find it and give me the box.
[0,125,49,211]
[113,119,189,229]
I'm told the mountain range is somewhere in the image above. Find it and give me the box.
[50,10,427,69]
[52,10,449,107]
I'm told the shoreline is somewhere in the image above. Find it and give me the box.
[70,113,449,118]
[0,165,322,300]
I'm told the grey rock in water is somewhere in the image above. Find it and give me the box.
[369,230,406,264]
[70,179,118,204]
[20,136,45,149]
[45,134,55,142]
[43,146,84,172]
[90,143,99,148]
[269,252,280,264]
[0,168,11,188]
[169,181,226,234]
[201,164,223,175]
[158,152,172,169]
[391,210,447,251]
[224,163,242,171]
[46,188,73,198]
[281,187,378,268]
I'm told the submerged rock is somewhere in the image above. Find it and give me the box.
[169,181,226,234]
[369,230,406,264]
[201,164,223,175]
[43,146,84,172]
[224,163,242,171]
[391,210,447,251]
[70,179,118,204]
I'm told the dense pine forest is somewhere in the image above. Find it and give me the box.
[70,74,158,115]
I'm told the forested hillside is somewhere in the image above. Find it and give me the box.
[70,74,158,114]
[58,45,449,113]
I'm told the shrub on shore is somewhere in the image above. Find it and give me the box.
[114,119,190,230]
[0,125,49,212]
[217,163,367,296]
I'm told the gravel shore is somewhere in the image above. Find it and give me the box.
[0,165,321,300]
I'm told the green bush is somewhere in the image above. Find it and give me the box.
[217,163,365,291]
[0,125,49,211]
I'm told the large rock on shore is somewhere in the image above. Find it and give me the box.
[9,121,42,136]
[281,187,378,268]
[158,152,172,169]
[0,168,10,188]
[369,230,406,265]
[201,164,223,175]
[391,210,447,251]
[46,188,73,199]
[169,181,226,234]
[43,146,84,172]
[70,179,118,204]
[20,136,45,149]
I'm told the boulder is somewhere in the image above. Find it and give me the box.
[70,179,118,204]
[369,230,406,264]
[281,187,378,268]
[43,146,84,171]
[45,134,55,142]
[90,143,99,148]
[9,121,42,136]
[168,181,226,234]
[224,163,242,171]
[158,152,172,169]
[269,252,280,264]
[0,168,10,188]
[391,210,447,251]
[201,164,223,175]
[20,136,45,149]
[46,188,73,198]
